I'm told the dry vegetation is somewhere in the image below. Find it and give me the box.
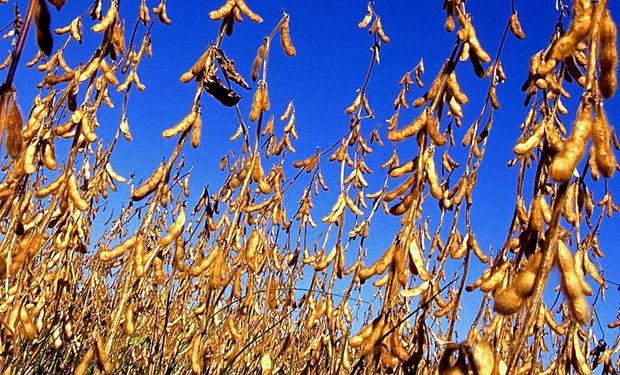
[0,0,618,374]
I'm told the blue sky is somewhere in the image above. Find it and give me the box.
[2,0,620,345]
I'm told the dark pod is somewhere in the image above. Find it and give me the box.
[204,75,241,107]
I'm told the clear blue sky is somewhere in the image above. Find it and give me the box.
[2,0,620,343]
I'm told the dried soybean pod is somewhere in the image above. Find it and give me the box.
[280,15,296,56]
[388,110,427,142]
[190,111,202,148]
[592,111,616,178]
[345,92,362,114]
[513,120,545,155]
[134,237,146,277]
[124,304,135,336]
[92,1,118,32]
[74,347,95,375]
[509,12,526,39]
[556,240,590,324]
[20,305,37,339]
[162,110,198,138]
[236,0,263,23]
[5,96,23,158]
[408,239,431,281]
[425,150,443,199]
[189,335,203,374]
[35,173,63,198]
[468,233,489,264]
[389,158,417,178]
[34,0,53,56]
[549,108,593,183]
[23,141,38,175]
[250,83,265,121]
[494,286,524,315]
[512,252,542,298]
[174,235,186,271]
[470,339,495,375]
[549,5,592,61]
[426,112,446,146]
[99,235,137,261]
[358,5,373,28]
[158,207,185,246]
[132,165,164,201]
[375,17,390,43]
[480,263,509,292]
[209,0,234,20]
[68,173,89,211]
[153,256,166,284]
[94,332,113,374]
[252,42,266,82]
[599,11,617,99]
[42,140,57,170]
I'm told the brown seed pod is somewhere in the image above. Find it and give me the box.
[42,140,57,170]
[80,115,97,143]
[550,5,592,61]
[189,335,203,374]
[426,112,446,146]
[509,12,526,39]
[100,235,137,261]
[236,0,263,23]
[388,110,427,142]
[480,263,509,292]
[209,0,235,20]
[599,11,617,98]
[280,15,296,56]
[358,5,373,29]
[134,237,146,277]
[124,304,135,336]
[513,120,546,155]
[556,240,590,324]
[35,173,63,198]
[132,165,164,201]
[468,233,489,264]
[68,173,89,211]
[23,141,38,175]
[153,256,166,284]
[252,43,266,82]
[153,1,172,25]
[74,347,95,375]
[408,239,431,281]
[4,95,23,159]
[190,112,202,148]
[374,17,390,43]
[493,286,524,315]
[494,252,542,315]
[173,235,186,272]
[345,92,362,114]
[162,110,198,138]
[92,2,117,32]
[425,150,443,199]
[549,108,592,183]
[446,72,468,104]
[94,332,113,374]
[592,111,616,178]
[250,82,267,121]
[470,339,495,375]
[512,252,542,298]
[572,334,592,375]
[158,207,185,247]
[20,305,37,339]
[34,0,53,56]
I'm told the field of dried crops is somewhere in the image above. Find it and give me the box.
[0,0,619,374]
